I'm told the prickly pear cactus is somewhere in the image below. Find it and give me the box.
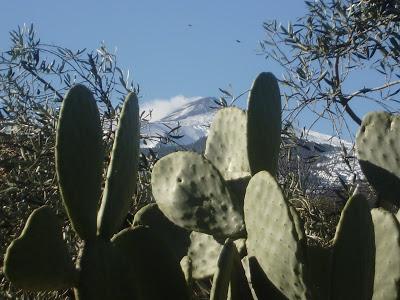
[209,239,252,300]
[4,206,76,291]
[149,72,283,289]
[371,208,400,300]
[247,72,281,176]
[4,85,189,299]
[244,171,310,300]
[97,87,141,239]
[151,72,282,238]
[205,107,250,180]
[151,151,245,238]
[133,203,191,261]
[331,194,375,300]
[356,111,400,208]
[241,256,286,299]
[185,231,223,279]
[56,84,103,240]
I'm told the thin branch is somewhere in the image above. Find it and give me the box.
[20,61,63,100]
[346,79,400,101]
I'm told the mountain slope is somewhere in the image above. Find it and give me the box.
[141,97,218,148]
[140,97,368,203]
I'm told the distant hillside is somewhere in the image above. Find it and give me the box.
[140,97,373,205]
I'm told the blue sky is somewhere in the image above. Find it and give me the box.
[1,1,305,99]
[1,1,383,139]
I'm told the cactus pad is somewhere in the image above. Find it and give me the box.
[244,171,309,299]
[75,238,121,299]
[4,206,76,291]
[356,112,400,207]
[210,240,252,300]
[133,203,191,260]
[210,240,236,300]
[112,226,189,300]
[331,194,375,300]
[187,231,223,279]
[247,72,281,176]
[307,245,331,300]
[371,208,400,300]
[180,256,192,283]
[242,256,286,299]
[205,107,250,180]
[152,151,245,237]
[56,84,103,239]
[97,92,140,239]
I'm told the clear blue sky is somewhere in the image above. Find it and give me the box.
[1,1,305,100]
[0,1,377,139]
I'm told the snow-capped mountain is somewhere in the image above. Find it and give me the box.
[158,97,217,122]
[140,97,368,203]
[283,129,364,199]
[141,97,218,148]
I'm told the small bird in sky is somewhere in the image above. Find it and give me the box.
[236,39,241,43]
[188,24,192,27]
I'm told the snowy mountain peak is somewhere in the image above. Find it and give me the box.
[159,97,218,122]
[141,96,219,147]
[294,128,353,148]
[141,96,366,203]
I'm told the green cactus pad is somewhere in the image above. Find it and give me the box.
[188,235,245,282]
[75,239,122,299]
[152,151,245,237]
[247,72,281,176]
[331,194,375,300]
[225,174,251,206]
[371,208,400,300]
[244,171,309,300]
[210,240,236,300]
[242,256,286,300]
[356,112,400,207]
[227,257,253,300]
[180,256,192,284]
[97,92,140,239]
[210,240,252,300]
[205,107,250,179]
[133,203,191,260]
[56,84,103,239]
[187,231,223,279]
[112,226,190,300]
[4,206,76,291]
[307,245,331,300]
[240,257,256,299]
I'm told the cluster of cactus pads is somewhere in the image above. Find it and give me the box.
[4,72,400,299]
[146,72,400,299]
[4,85,189,299]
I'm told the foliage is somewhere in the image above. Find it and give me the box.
[0,24,179,299]
[261,0,400,139]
